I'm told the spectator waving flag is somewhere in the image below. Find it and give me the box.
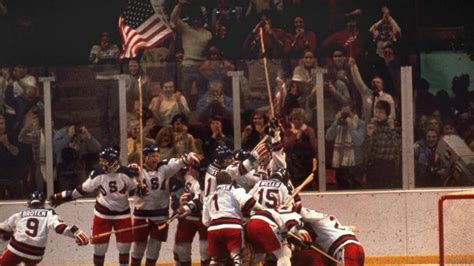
[118,0,173,59]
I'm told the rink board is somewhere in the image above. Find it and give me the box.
[0,188,472,265]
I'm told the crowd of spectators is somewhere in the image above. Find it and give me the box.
[0,0,473,198]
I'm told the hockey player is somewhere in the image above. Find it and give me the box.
[131,145,201,266]
[297,207,365,266]
[48,147,140,266]
[0,191,89,265]
[253,118,287,180]
[232,149,260,192]
[202,171,263,265]
[205,143,271,199]
[248,168,293,209]
[245,207,312,266]
[204,145,234,198]
[173,165,210,265]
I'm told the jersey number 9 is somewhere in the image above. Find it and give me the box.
[25,218,39,237]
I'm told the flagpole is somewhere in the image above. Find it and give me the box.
[138,76,144,182]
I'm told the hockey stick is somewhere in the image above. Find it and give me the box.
[282,158,317,208]
[89,218,154,241]
[137,76,145,183]
[259,27,275,118]
[287,231,341,265]
[157,212,180,231]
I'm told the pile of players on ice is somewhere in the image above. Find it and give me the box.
[0,120,365,266]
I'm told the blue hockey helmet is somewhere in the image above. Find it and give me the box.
[143,144,160,157]
[233,149,251,162]
[28,191,46,207]
[215,145,233,160]
[99,147,119,166]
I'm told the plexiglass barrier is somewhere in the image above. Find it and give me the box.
[0,58,472,200]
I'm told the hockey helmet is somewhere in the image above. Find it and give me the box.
[270,168,290,183]
[28,191,46,207]
[233,149,251,162]
[143,144,160,157]
[214,145,233,164]
[99,147,119,167]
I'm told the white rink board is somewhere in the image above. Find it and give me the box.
[0,189,471,264]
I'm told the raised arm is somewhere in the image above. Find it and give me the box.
[159,152,201,180]
[349,58,371,100]
[171,1,187,32]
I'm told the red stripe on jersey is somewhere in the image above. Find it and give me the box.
[285,220,299,231]
[10,237,45,256]
[95,202,130,216]
[133,208,169,217]
[328,234,359,256]
[272,141,283,151]
[209,217,242,227]
[242,198,257,213]
[252,210,277,224]
[54,224,67,234]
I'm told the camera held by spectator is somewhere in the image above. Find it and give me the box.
[338,111,350,126]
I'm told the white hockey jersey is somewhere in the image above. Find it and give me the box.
[204,159,255,199]
[0,208,73,260]
[202,184,255,230]
[203,163,223,198]
[253,142,287,180]
[180,172,204,222]
[204,139,286,197]
[248,178,291,209]
[133,158,186,220]
[300,208,361,256]
[234,170,260,192]
[76,166,137,219]
[250,208,303,236]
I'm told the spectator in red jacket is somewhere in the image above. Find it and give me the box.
[321,17,365,61]
[284,16,317,61]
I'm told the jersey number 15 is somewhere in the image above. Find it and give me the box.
[258,189,279,208]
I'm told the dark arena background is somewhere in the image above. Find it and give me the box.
[0,0,473,265]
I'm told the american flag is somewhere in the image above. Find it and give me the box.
[118,0,173,59]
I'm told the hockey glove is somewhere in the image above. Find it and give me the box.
[74,230,89,246]
[297,229,312,244]
[70,225,89,246]
[183,152,203,167]
[127,163,140,178]
[179,193,193,205]
[250,142,270,162]
[177,205,191,218]
[0,228,12,241]
[136,183,149,197]
[48,191,73,208]
[177,201,199,218]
